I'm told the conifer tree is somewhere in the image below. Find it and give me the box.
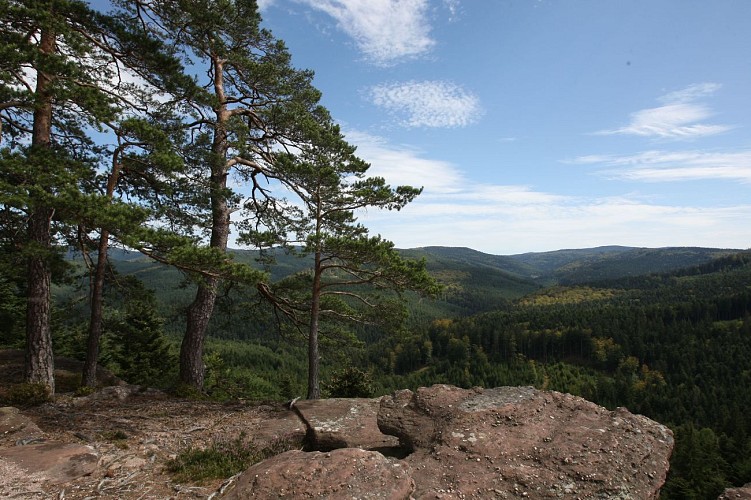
[130,0,341,390]
[0,0,124,393]
[247,124,440,399]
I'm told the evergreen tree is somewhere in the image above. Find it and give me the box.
[108,289,174,387]
[130,0,344,390]
[0,0,125,393]
[247,125,439,399]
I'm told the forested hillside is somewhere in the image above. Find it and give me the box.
[370,249,751,499]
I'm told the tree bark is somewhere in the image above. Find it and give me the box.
[180,277,219,388]
[25,22,56,394]
[307,251,323,399]
[25,211,54,393]
[82,155,122,388]
[178,53,230,390]
[81,228,109,388]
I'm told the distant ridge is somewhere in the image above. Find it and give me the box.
[404,245,743,286]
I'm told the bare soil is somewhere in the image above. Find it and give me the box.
[0,349,290,499]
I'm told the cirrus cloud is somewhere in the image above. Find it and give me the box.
[571,149,751,184]
[296,0,434,66]
[367,80,483,128]
[595,83,732,140]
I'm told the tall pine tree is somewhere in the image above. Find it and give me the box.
[0,0,124,393]
[130,0,343,390]
[247,124,439,399]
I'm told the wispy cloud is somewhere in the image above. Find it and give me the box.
[659,82,723,105]
[296,0,434,66]
[572,149,751,184]
[367,80,483,128]
[595,83,731,140]
[346,131,751,253]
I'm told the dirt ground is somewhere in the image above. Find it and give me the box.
[0,350,294,499]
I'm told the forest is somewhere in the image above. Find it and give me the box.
[2,1,751,499]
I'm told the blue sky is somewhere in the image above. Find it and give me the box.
[254,0,751,254]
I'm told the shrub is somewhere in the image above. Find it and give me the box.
[166,433,300,484]
[326,366,374,398]
[5,382,51,406]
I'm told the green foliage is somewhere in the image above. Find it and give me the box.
[107,292,176,387]
[0,274,24,347]
[203,350,280,401]
[74,385,96,397]
[4,383,51,407]
[166,433,300,484]
[326,366,374,398]
[662,424,730,499]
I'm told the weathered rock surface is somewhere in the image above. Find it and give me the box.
[720,483,751,499]
[0,382,684,499]
[254,397,399,451]
[1,406,97,486]
[0,441,98,484]
[378,384,674,499]
[222,448,414,499]
[0,406,44,445]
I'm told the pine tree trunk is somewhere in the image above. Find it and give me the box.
[25,22,56,394]
[82,157,122,388]
[81,229,109,388]
[179,54,230,390]
[25,211,54,393]
[307,252,323,399]
[179,277,218,389]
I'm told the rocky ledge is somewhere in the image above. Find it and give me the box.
[2,384,676,499]
[222,384,674,499]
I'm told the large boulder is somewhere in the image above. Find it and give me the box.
[221,448,414,499]
[378,384,674,499]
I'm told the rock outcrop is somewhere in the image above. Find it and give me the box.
[222,448,414,499]
[221,384,675,499]
[378,385,674,499]
[0,406,98,488]
[253,397,400,452]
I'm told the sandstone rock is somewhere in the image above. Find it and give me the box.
[296,397,401,451]
[252,397,399,452]
[0,441,98,484]
[221,447,414,499]
[378,384,674,499]
[0,406,44,446]
[719,483,751,499]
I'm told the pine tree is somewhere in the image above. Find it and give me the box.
[129,0,341,390]
[247,124,440,399]
[0,0,125,393]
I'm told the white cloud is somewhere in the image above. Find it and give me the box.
[572,149,751,184]
[368,80,482,128]
[296,0,434,66]
[659,82,723,105]
[596,83,731,140]
[345,131,751,253]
